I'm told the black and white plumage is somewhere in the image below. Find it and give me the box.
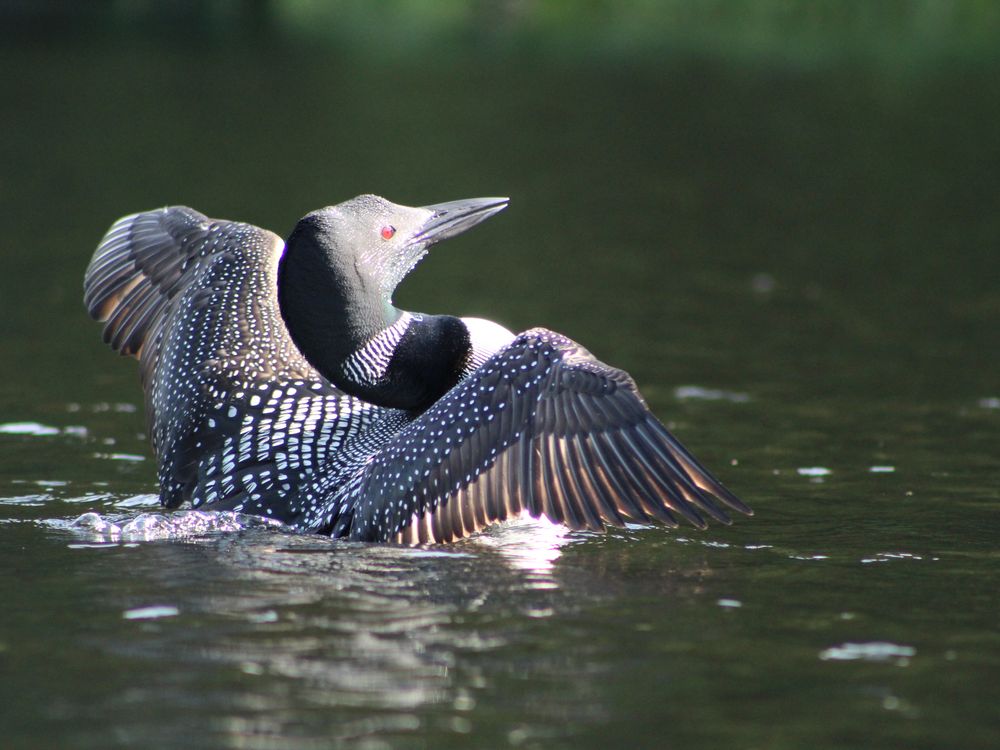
[84,194,750,543]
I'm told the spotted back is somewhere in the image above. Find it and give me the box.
[191,377,409,529]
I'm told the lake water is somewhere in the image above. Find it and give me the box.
[1,7,998,749]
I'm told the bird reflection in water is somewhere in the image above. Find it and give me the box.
[65,508,716,747]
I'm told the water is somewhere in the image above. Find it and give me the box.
[2,7,999,749]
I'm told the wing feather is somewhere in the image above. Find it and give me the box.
[85,208,213,356]
[353,328,749,543]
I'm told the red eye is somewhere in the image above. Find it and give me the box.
[380,225,396,240]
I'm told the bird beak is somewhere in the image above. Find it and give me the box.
[412,197,509,245]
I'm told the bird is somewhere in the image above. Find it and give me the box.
[83,194,751,543]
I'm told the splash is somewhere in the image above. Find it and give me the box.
[72,509,286,542]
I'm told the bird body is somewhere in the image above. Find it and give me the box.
[84,195,750,543]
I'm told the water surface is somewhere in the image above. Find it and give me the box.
[1,8,998,749]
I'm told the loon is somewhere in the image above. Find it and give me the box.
[83,195,751,543]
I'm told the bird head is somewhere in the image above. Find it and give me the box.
[294,194,508,304]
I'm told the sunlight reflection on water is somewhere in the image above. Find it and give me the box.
[463,511,576,583]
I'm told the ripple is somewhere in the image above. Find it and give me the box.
[860,551,937,564]
[114,494,160,509]
[0,421,61,436]
[0,422,90,438]
[0,494,49,506]
[819,641,915,665]
[77,402,138,413]
[123,605,180,620]
[673,385,750,403]
[797,466,831,483]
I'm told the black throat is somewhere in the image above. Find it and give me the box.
[277,214,382,380]
[359,314,472,413]
[277,215,471,412]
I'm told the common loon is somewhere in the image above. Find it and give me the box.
[84,195,750,543]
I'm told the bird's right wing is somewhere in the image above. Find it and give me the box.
[84,207,318,508]
[87,207,228,355]
[84,207,289,394]
[346,328,751,543]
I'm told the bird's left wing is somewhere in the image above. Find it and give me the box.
[345,328,750,543]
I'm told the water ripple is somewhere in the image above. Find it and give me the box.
[819,641,915,665]
[673,385,751,403]
[0,422,61,436]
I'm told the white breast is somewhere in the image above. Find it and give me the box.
[462,316,516,372]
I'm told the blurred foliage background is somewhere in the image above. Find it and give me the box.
[1,0,998,411]
[4,0,1000,64]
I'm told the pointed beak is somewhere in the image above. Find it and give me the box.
[412,197,509,246]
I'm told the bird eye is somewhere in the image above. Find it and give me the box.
[380,226,396,240]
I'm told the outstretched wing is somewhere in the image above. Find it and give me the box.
[346,328,751,543]
[85,207,218,356]
[84,207,319,508]
[84,207,290,415]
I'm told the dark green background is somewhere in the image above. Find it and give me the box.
[1,3,998,749]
